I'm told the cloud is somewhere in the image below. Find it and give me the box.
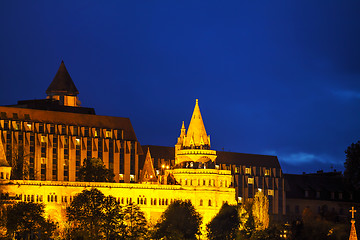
[331,90,360,100]
[263,150,337,165]
[263,150,343,174]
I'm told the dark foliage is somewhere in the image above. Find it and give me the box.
[6,145,29,180]
[66,188,147,240]
[6,202,56,239]
[153,199,202,240]
[344,141,360,189]
[121,203,148,240]
[206,203,239,240]
[66,188,106,239]
[78,157,115,182]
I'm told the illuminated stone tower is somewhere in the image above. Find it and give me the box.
[46,60,81,107]
[175,99,217,165]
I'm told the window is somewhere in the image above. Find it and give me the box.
[50,124,55,134]
[84,127,89,137]
[73,126,78,136]
[61,125,66,134]
[76,138,80,146]
[130,175,135,182]
[200,199,203,206]
[245,167,251,175]
[268,189,274,196]
[39,123,44,133]
[248,177,254,184]
[26,123,32,131]
[208,199,212,206]
[106,130,112,138]
[264,169,270,176]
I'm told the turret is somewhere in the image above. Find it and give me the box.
[46,60,81,107]
[174,99,216,165]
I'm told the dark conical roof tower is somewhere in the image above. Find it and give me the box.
[46,61,79,96]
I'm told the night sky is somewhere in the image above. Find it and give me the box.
[1,1,360,174]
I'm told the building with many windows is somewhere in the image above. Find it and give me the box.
[0,61,141,183]
[0,61,286,229]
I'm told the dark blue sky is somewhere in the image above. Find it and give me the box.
[1,1,360,174]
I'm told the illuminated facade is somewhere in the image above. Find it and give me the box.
[0,61,141,183]
[0,61,285,230]
[142,100,285,217]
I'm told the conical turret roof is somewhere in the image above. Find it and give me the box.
[139,148,158,183]
[46,61,79,96]
[184,99,210,147]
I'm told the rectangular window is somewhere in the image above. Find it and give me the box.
[61,125,66,135]
[117,130,123,140]
[87,138,92,158]
[248,177,254,184]
[94,128,99,137]
[264,169,270,176]
[98,140,103,160]
[3,120,9,130]
[50,124,55,134]
[73,126,78,136]
[268,189,274,196]
[109,140,114,171]
[119,146,124,175]
[106,130,112,138]
[245,167,251,175]
[39,123,44,133]
[130,141,135,175]
[84,127,89,137]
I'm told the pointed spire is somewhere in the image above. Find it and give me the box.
[139,148,157,183]
[184,99,210,147]
[46,60,79,96]
[349,207,358,240]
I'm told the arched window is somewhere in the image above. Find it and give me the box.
[208,199,212,206]
[200,199,203,206]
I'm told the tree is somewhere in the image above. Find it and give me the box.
[78,157,115,182]
[66,188,107,239]
[153,199,202,240]
[6,201,56,239]
[252,190,269,231]
[206,203,239,240]
[344,141,360,189]
[6,144,29,180]
[238,191,270,239]
[102,195,125,240]
[66,188,148,240]
[121,203,148,240]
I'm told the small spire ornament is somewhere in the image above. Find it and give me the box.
[349,206,358,240]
